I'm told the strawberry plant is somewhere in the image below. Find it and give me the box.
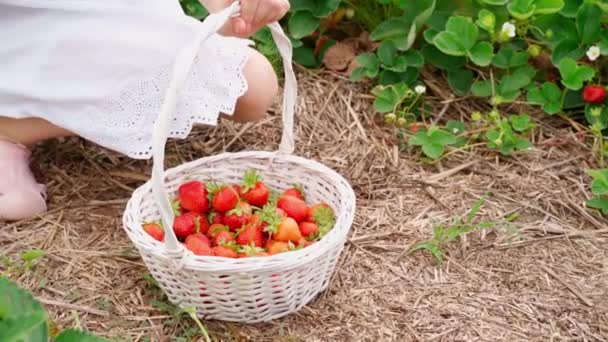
[0,276,107,341]
[346,0,607,160]
[586,169,608,215]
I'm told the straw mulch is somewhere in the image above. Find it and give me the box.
[1,72,608,341]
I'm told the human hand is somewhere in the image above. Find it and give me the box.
[205,0,289,37]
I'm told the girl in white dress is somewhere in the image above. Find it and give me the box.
[0,0,290,220]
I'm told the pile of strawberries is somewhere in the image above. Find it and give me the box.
[141,171,335,258]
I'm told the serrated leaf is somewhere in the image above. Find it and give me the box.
[293,46,317,68]
[527,82,562,114]
[499,73,531,95]
[433,16,478,56]
[0,277,48,342]
[409,130,430,146]
[559,58,595,90]
[288,10,319,40]
[469,41,494,66]
[587,169,608,195]
[576,3,601,44]
[371,18,416,50]
[475,9,496,33]
[421,45,466,70]
[586,197,608,215]
[429,129,457,145]
[508,0,536,20]
[493,47,529,69]
[422,143,446,159]
[377,41,397,66]
[447,68,474,95]
[471,80,493,97]
[509,114,535,132]
[551,39,585,66]
[534,0,564,14]
[371,83,409,113]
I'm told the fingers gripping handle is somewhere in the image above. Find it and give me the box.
[150,3,297,252]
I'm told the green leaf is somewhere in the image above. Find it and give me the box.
[55,329,108,342]
[475,9,496,33]
[560,0,582,17]
[576,3,601,44]
[551,39,585,66]
[478,0,508,5]
[471,80,493,97]
[350,67,367,82]
[446,120,466,135]
[371,84,410,113]
[429,129,457,145]
[293,46,317,68]
[290,0,341,17]
[509,114,535,132]
[558,58,595,90]
[377,41,397,66]
[402,0,437,29]
[469,41,494,66]
[0,277,48,342]
[421,45,466,70]
[507,0,536,20]
[433,16,479,56]
[409,130,430,146]
[587,169,608,195]
[422,143,445,159]
[586,197,608,215]
[370,18,416,51]
[534,0,564,15]
[423,28,440,44]
[526,82,562,114]
[356,53,380,77]
[499,73,531,95]
[492,47,529,69]
[447,68,474,95]
[288,10,319,40]
[0,313,48,342]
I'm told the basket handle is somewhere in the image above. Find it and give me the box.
[150,2,297,252]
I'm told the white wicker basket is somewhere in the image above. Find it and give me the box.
[122,3,356,323]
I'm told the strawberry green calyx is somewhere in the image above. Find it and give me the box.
[260,204,281,236]
[193,215,202,233]
[313,206,336,238]
[239,244,265,256]
[242,170,262,193]
[220,240,240,251]
[206,182,222,201]
[210,224,229,235]
[171,198,181,216]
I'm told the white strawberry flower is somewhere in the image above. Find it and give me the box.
[501,22,516,38]
[414,85,426,95]
[586,45,600,61]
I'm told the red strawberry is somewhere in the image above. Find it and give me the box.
[212,186,239,213]
[185,233,213,256]
[282,186,305,200]
[299,221,318,238]
[277,195,308,222]
[142,223,164,242]
[232,184,243,197]
[276,208,287,217]
[223,202,252,231]
[274,217,302,243]
[178,181,209,213]
[208,223,227,237]
[583,85,606,104]
[213,230,236,246]
[173,212,205,240]
[297,237,313,248]
[241,170,270,207]
[212,245,238,258]
[266,240,290,255]
[236,224,264,247]
[209,212,224,225]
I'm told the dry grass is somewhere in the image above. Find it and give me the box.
[2,72,608,341]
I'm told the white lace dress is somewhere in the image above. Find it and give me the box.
[0,0,252,159]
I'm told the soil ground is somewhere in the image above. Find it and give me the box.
[2,73,608,341]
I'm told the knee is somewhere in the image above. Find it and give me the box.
[230,49,279,123]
